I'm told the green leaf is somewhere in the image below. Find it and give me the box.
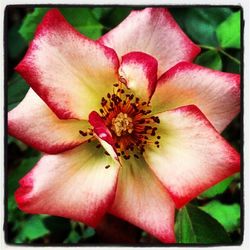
[199,176,233,199]
[195,50,222,70]
[19,7,103,41]
[175,204,231,243]
[83,227,95,239]
[19,8,49,41]
[101,7,132,29]
[8,157,40,195]
[8,24,27,59]
[92,7,113,21]
[170,7,232,46]
[15,215,49,242]
[200,201,240,232]
[223,50,241,74]
[216,11,241,49]
[43,216,71,240]
[8,73,29,111]
[64,230,81,243]
[59,8,103,40]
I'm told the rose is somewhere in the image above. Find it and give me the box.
[8,8,240,243]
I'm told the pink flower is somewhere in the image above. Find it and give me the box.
[8,8,240,243]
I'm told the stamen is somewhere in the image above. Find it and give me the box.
[93,78,161,160]
[79,130,87,136]
[134,154,139,159]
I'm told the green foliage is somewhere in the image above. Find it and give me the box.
[170,7,232,46]
[91,7,113,21]
[100,7,132,30]
[59,8,103,40]
[175,204,231,243]
[216,11,241,49]
[83,227,95,239]
[19,8,48,41]
[195,50,222,70]
[199,176,233,199]
[63,222,95,243]
[201,201,240,233]
[8,73,29,111]
[15,215,49,242]
[223,50,241,74]
[64,230,81,243]
[8,157,40,195]
[8,157,49,243]
[19,7,103,41]
[8,24,27,59]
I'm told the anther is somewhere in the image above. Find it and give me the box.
[138,119,145,124]
[134,154,139,159]
[105,165,110,169]
[79,130,88,136]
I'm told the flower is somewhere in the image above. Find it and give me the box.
[8,8,240,243]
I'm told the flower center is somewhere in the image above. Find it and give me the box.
[80,77,161,161]
[111,112,133,136]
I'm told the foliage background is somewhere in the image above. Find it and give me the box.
[6,6,242,245]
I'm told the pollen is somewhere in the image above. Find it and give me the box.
[111,112,133,136]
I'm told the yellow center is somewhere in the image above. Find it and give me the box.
[79,77,161,161]
[111,112,133,136]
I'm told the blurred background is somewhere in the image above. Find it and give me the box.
[5,6,241,245]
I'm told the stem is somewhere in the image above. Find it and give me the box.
[218,48,241,65]
[198,44,240,65]
[198,44,216,51]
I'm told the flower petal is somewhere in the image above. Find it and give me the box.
[8,89,91,154]
[15,142,119,227]
[151,62,240,132]
[88,111,119,164]
[99,8,200,76]
[119,52,158,100]
[89,111,114,145]
[143,105,240,209]
[109,155,176,243]
[15,9,119,120]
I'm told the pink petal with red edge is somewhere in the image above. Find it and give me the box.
[15,142,120,227]
[144,105,240,208]
[151,62,240,133]
[8,89,91,154]
[119,52,158,100]
[99,8,200,76]
[15,9,119,120]
[109,155,176,243]
[89,111,119,163]
[89,111,114,145]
